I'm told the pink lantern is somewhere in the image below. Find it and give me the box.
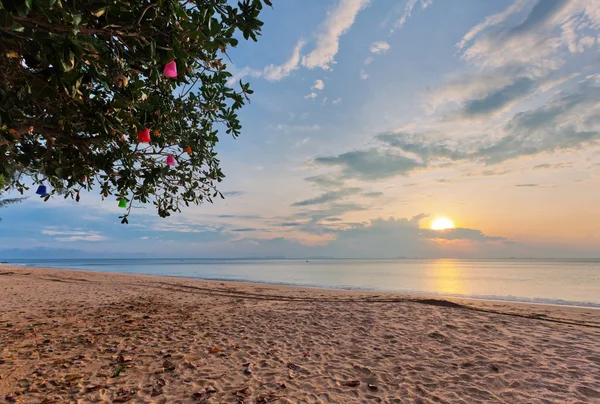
[166,155,176,166]
[163,61,177,78]
[137,128,151,142]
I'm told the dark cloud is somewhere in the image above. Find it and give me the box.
[363,191,383,198]
[323,217,342,222]
[510,0,568,35]
[420,228,507,241]
[515,183,539,187]
[314,149,423,180]
[278,222,302,227]
[292,188,362,207]
[231,228,257,232]
[222,191,245,197]
[462,77,534,117]
[533,163,573,170]
[304,175,345,189]
[217,214,261,219]
[313,86,600,181]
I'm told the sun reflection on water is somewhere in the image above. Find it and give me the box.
[431,259,464,295]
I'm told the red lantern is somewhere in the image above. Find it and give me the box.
[137,128,151,142]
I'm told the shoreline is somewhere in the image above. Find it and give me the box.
[4,262,600,310]
[1,265,600,402]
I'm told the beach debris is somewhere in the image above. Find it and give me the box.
[288,370,295,379]
[302,351,311,357]
[64,374,83,382]
[117,354,133,363]
[209,348,222,354]
[192,389,210,401]
[112,365,123,377]
[151,386,163,397]
[206,385,217,393]
[489,364,500,372]
[243,362,254,374]
[162,359,176,371]
[233,386,251,397]
[343,380,360,387]
[84,385,105,393]
[257,392,283,403]
[368,383,379,390]
[286,362,301,371]
[427,331,447,342]
[113,396,134,402]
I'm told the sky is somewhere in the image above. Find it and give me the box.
[2,0,600,259]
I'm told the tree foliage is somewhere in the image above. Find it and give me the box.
[0,0,271,223]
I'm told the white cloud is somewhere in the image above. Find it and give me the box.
[456,0,529,50]
[312,79,325,90]
[360,70,369,80]
[391,0,432,33]
[305,92,318,99]
[369,41,390,54]
[274,124,321,133]
[302,0,371,69]
[41,228,106,242]
[332,98,342,104]
[263,39,306,81]
[226,66,262,86]
[364,56,374,65]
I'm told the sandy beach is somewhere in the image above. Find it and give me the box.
[1,265,599,403]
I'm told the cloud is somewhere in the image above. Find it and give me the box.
[458,0,600,74]
[305,92,318,99]
[420,227,507,242]
[369,41,390,54]
[41,228,106,242]
[302,0,371,69]
[226,66,263,86]
[231,228,257,232]
[461,77,535,117]
[292,188,362,207]
[332,98,342,105]
[533,162,573,170]
[314,82,600,181]
[390,0,432,33]
[456,0,529,50]
[279,222,303,227]
[515,183,539,187]
[305,175,346,189]
[364,56,374,65]
[363,191,383,198]
[360,70,369,80]
[314,149,423,180]
[263,39,306,81]
[274,124,321,133]
[223,191,245,197]
[312,80,325,90]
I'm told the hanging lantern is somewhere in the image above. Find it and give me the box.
[36,185,48,196]
[76,192,80,203]
[137,128,151,142]
[163,61,177,78]
[118,198,127,208]
[185,145,192,155]
[166,155,176,166]
[153,129,160,137]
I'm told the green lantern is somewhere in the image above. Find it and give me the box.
[118,198,127,208]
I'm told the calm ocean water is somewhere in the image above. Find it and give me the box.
[5,258,600,308]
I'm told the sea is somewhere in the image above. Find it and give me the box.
[4,258,600,308]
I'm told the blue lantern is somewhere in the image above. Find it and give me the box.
[36,185,48,196]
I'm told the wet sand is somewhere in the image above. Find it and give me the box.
[1,265,599,403]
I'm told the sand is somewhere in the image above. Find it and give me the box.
[1,265,599,403]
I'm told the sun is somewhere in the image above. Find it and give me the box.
[431,217,454,231]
